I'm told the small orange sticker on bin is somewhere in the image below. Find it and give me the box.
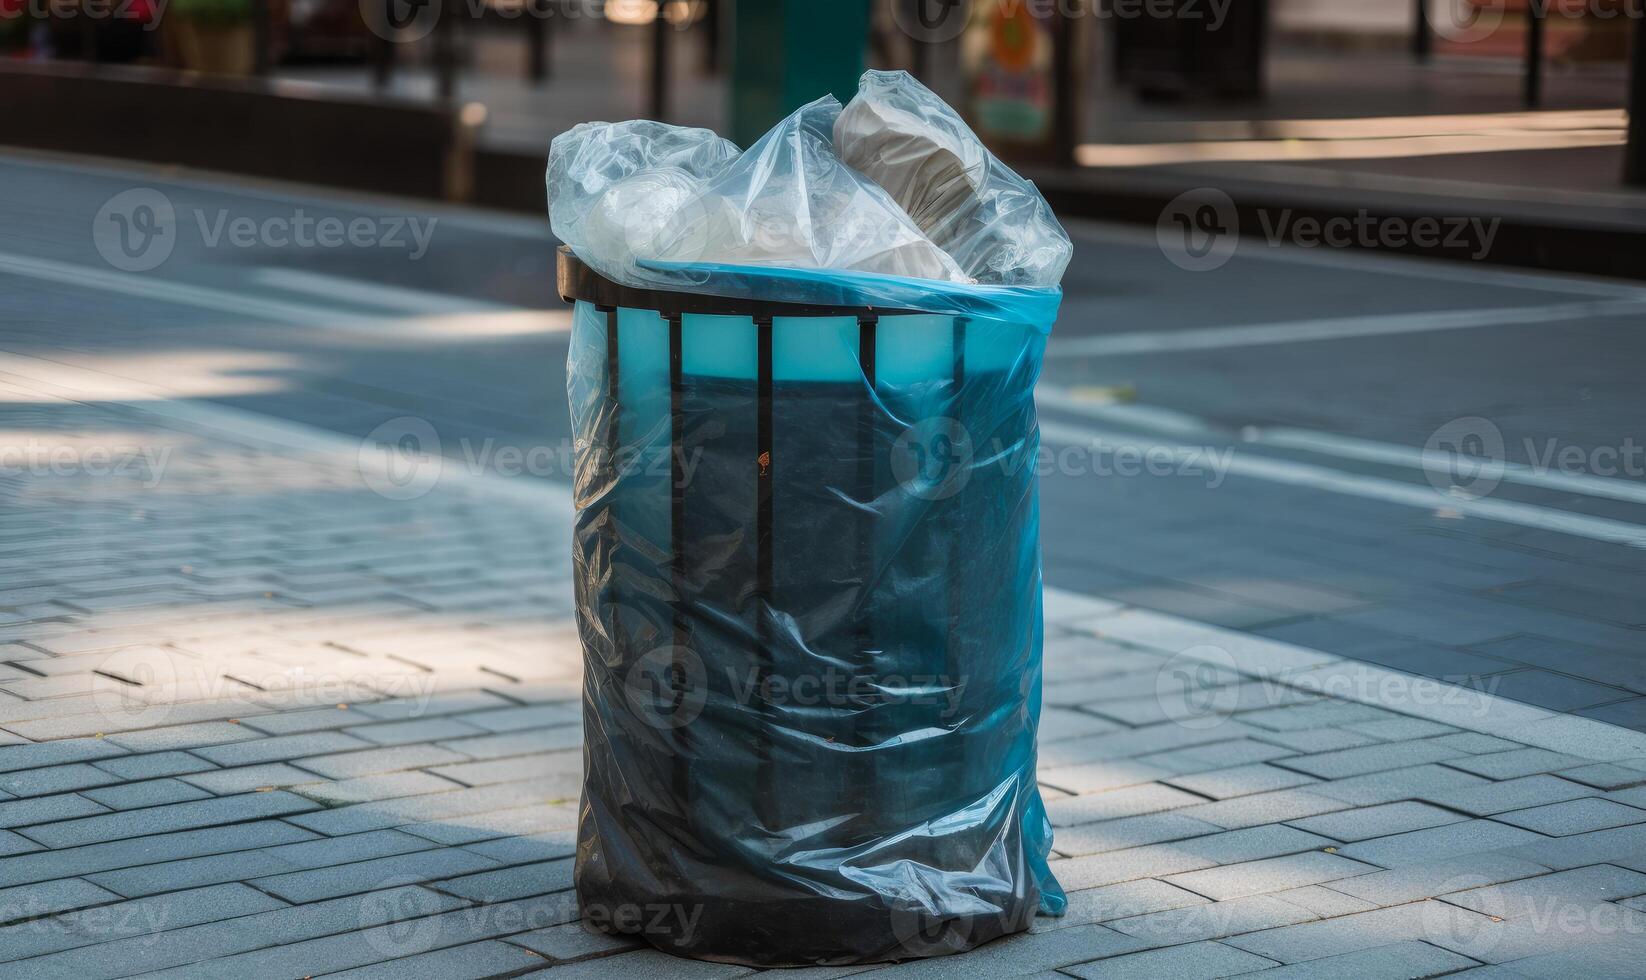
[757,451,771,476]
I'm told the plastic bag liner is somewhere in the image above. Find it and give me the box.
[547,96,971,302]
[563,245,1066,966]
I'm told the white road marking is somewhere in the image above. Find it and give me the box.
[250,267,515,315]
[0,251,366,326]
[1049,300,1646,357]
[1037,415,1646,550]
[1257,426,1646,507]
[0,252,569,340]
[1037,386,1646,508]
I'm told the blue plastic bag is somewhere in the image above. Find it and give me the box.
[564,254,1065,966]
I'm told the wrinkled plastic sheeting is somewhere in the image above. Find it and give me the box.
[568,287,1065,965]
[548,97,968,294]
[834,71,1072,287]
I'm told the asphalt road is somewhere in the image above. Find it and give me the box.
[5,149,1645,729]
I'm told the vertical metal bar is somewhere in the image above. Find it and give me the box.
[1628,8,1646,186]
[372,4,396,91]
[604,306,621,486]
[1052,7,1077,165]
[701,0,719,73]
[80,10,98,66]
[528,0,548,82]
[668,312,690,808]
[436,0,457,102]
[252,0,271,75]
[855,316,877,663]
[753,314,774,829]
[1524,0,1545,108]
[1412,0,1431,61]
[650,0,670,121]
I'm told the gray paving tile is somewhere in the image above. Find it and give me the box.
[80,778,212,810]
[321,939,549,979]
[1107,895,1320,945]
[515,946,751,980]
[1481,670,1637,713]
[1494,798,1646,836]
[461,830,578,866]
[0,792,109,829]
[9,885,470,979]
[289,771,461,806]
[1063,940,1277,979]
[1174,824,1337,866]
[0,882,285,961]
[1343,718,1459,741]
[16,790,319,848]
[1557,764,1646,791]
[1176,789,1353,830]
[1277,740,1470,780]
[1425,776,1598,817]
[0,877,122,920]
[178,762,317,794]
[437,726,584,761]
[855,922,1149,979]
[1431,733,1523,755]
[1288,802,1468,843]
[1166,764,1317,800]
[1441,865,1646,918]
[1312,764,1490,806]
[0,738,126,773]
[430,857,574,903]
[1577,699,1646,731]
[254,846,501,903]
[1052,812,1223,857]
[0,819,315,888]
[1045,784,1206,828]
[87,828,435,898]
[1039,879,1209,931]
[0,763,124,798]
[1232,939,1478,978]
[1500,823,1646,872]
[1266,884,1377,917]
[505,921,639,961]
[291,742,470,780]
[103,722,256,753]
[1223,902,1493,964]
[1250,727,1380,753]
[1447,749,1589,781]
[1339,820,1546,868]
[236,705,362,735]
[287,772,561,834]
[191,731,374,767]
[1163,851,1379,901]
[91,751,217,781]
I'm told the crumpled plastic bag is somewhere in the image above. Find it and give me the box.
[834,70,1071,287]
[548,97,968,290]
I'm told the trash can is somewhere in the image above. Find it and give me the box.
[560,219,1064,961]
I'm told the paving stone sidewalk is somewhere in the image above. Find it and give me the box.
[4,368,1646,978]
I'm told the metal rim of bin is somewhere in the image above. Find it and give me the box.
[558,246,961,839]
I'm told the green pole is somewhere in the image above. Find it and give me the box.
[729,0,870,148]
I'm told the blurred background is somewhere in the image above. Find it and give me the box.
[5,1,1646,728]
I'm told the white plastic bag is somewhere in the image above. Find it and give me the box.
[834,70,1072,287]
[548,98,968,290]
